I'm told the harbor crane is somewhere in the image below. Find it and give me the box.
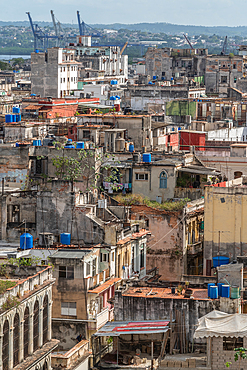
[26,12,57,51]
[77,11,103,37]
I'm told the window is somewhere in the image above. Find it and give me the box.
[43,295,48,344]
[223,337,243,351]
[13,313,19,367]
[63,78,65,83]
[159,171,167,188]
[135,173,148,180]
[111,252,115,262]
[71,77,73,82]
[24,307,29,359]
[221,76,227,83]
[60,78,62,83]
[59,266,74,279]
[234,77,237,83]
[68,77,69,82]
[63,67,65,72]
[233,64,236,69]
[2,320,9,370]
[140,244,145,269]
[101,253,108,262]
[61,302,77,316]
[33,300,39,351]
[86,261,91,276]
[92,258,97,276]
[60,67,62,72]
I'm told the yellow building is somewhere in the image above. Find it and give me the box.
[204,184,247,275]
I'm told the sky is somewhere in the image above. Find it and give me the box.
[0,0,246,26]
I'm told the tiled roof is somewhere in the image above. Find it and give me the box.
[88,277,121,294]
[123,287,209,300]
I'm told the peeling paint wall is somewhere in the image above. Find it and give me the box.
[131,205,183,281]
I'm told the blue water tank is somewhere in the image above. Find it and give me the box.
[110,96,116,101]
[178,127,181,131]
[213,256,230,268]
[116,95,121,99]
[148,81,153,85]
[129,144,134,153]
[20,233,33,250]
[153,75,157,80]
[35,49,39,53]
[210,286,218,299]
[64,144,75,149]
[16,114,21,122]
[13,107,20,114]
[172,127,175,131]
[67,139,72,143]
[12,114,16,123]
[16,143,19,147]
[217,283,224,297]
[76,142,85,149]
[143,153,151,162]
[110,80,117,85]
[5,114,13,123]
[208,283,215,297]
[221,285,230,298]
[60,233,71,245]
[33,140,42,146]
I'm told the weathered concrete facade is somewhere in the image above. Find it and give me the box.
[204,185,247,275]
[0,265,57,370]
[130,204,183,281]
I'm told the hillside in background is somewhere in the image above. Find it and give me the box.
[1,21,247,36]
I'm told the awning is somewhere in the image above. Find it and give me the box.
[194,311,247,339]
[88,277,121,294]
[93,320,169,337]
[178,167,220,176]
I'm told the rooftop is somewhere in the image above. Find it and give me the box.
[122,287,209,300]
[88,277,121,294]
[93,320,170,337]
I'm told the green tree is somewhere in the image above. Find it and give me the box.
[226,347,247,369]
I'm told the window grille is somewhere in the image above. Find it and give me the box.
[2,320,9,370]
[33,301,39,351]
[43,296,48,344]
[24,307,29,359]
[13,314,20,367]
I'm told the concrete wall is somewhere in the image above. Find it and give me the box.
[132,163,177,201]
[204,186,247,274]
[31,49,59,98]
[130,204,183,281]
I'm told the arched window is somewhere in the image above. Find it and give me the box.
[43,296,48,345]
[13,313,20,367]
[159,171,167,189]
[24,307,29,359]
[2,320,9,370]
[33,300,39,351]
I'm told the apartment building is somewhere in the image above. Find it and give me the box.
[31,48,79,98]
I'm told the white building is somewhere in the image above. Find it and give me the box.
[73,36,128,84]
[207,127,247,142]
[31,48,79,98]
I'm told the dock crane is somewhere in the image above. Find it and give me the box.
[50,10,69,47]
[26,12,57,51]
[120,41,128,55]
[77,11,103,37]
[221,36,228,55]
[183,34,194,50]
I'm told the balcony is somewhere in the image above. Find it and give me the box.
[187,241,203,255]
[88,307,110,331]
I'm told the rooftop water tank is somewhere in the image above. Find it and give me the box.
[20,233,33,250]
[5,114,13,123]
[12,114,16,123]
[153,75,157,80]
[217,283,224,297]
[64,144,75,149]
[13,107,20,114]
[208,283,215,297]
[210,286,218,299]
[110,96,116,101]
[60,233,71,245]
[143,153,151,163]
[212,256,229,268]
[221,285,230,298]
[231,286,240,299]
[129,143,134,153]
[33,140,42,146]
[76,142,84,149]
